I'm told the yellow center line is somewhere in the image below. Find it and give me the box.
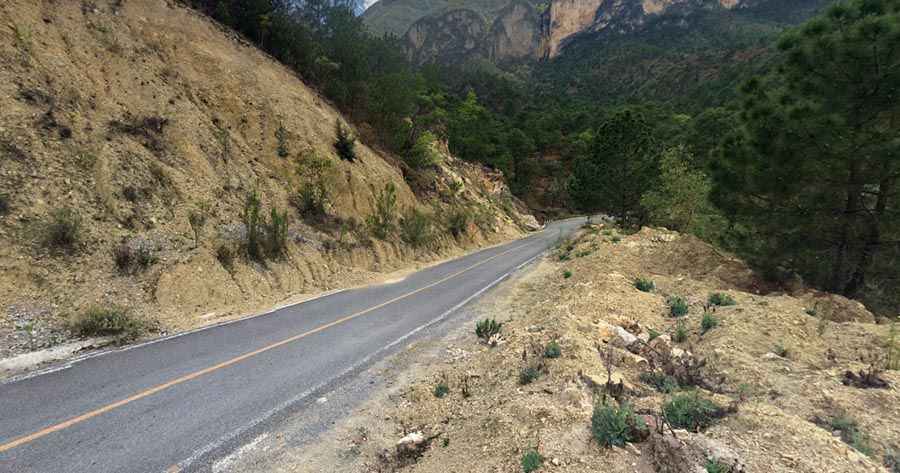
[0,238,542,454]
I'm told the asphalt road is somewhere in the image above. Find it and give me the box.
[0,217,586,473]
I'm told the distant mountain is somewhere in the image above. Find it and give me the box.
[364,0,831,106]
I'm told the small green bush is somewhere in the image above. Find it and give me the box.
[475,318,502,342]
[70,306,145,341]
[334,120,356,162]
[648,328,661,341]
[639,371,679,393]
[708,293,736,307]
[521,449,543,473]
[243,191,264,260]
[367,183,397,239]
[611,236,622,244]
[434,382,450,398]
[668,296,689,317]
[705,459,731,473]
[635,278,655,292]
[673,320,688,343]
[829,415,873,456]
[265,208,289,257]
[406,131,442,170]
[591,402,647,447]
[544,340,562,359]
[400,208,434,248]
[446,208,470,238]
[663,392,723,432]
[563,270,573,279]
[519,365,542,385]
[275,123,289,158]
[701,313,719,334]
[44,207,82,249]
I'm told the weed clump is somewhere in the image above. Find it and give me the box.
[563,270,573,279]
[591,402,647,447]
[519,365,542,385]
[70,306,146,341]
[544,340,562,359]
[668,295,689,317]
[673,320,688,343]
[433,381,449,398]
[701,313,719,334]
[475,319,502,343]
[824,415,873,456]
[446,208,470,238]
[521,449,543,473]
[400,208,434,248]
[635,277,655,292]
[708,292,736,307]
[367,183,397,239]
[44,207,81,249]
[663,392,725,432]
[639,371,679,393]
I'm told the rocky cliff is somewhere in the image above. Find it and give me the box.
[365,0,827,64]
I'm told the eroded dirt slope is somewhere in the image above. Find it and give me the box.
[0,0,534,365]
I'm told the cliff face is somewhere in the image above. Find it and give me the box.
[366,0,797,64]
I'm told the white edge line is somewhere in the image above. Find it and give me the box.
[172,245,546,472]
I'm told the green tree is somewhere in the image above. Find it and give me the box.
[568,107,659,225]
[641,146,714,233]
[713,0,900,296]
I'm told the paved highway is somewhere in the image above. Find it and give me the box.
[0,217,586,473]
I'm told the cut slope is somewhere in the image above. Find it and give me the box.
[0,0,534,366]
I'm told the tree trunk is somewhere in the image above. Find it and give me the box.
[843,172,895,297]
[831,161,862,292]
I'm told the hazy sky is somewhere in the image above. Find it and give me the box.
[364,0,378,9]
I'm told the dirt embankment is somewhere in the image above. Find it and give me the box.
[0,0,536,367]
[285,224,899,473]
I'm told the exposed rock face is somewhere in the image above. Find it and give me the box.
[368,0,762,64]
[402,1,542,65]
[541,0,606,58]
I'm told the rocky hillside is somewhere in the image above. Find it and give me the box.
[247,223,899,473]
[0,0,536,370]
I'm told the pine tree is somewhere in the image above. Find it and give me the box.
[713,0,900,295]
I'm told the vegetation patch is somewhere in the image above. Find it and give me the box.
[400,208,434,248]
[591,402,648,447]
[663,392,726,432]
[708,293,736,307]
[700,313,719,334]
[673,321,688,343]
[819,414,873,456]
[635,277,655,292]
[43,207,82,250]
[334,120,356,162]
[668,296,689,317]
[543,340,562,359]
[475,319,502,343]
[367,183,397,240]
[521,449,543,473]
[639,371,679,393]
[70,306,146,341]
[433,381,450,399]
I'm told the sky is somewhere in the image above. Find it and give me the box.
[363,0,378,9]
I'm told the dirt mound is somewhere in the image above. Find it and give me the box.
[0,0,534,367]
[303,224,898,473]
